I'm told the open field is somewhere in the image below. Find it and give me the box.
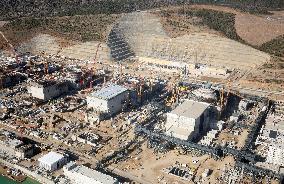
[0,14,120,50]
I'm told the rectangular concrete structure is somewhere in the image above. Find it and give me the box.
[267,145,284,166]
[165,100,210,141]
[63,162,118,184]
[38,151,68,171]
[86,84,128,122]
[28,80,69,101]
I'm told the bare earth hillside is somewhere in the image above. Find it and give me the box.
[184,5,284,46]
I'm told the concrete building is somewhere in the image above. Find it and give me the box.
[15,144,34,158]
[0,130,35,158]
[38,151,68,171]
[86,84,128,122]
[28,80,69,101]
[256,106,284,167]
[165,100,211,141]
[72,132,100,147]
[266,145,284,166]
[63,162,118,184]
[0,72,27,88]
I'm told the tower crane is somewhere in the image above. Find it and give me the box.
[89,43,102,88]
[87,43,101,68]
[40,51,49,75]
[0,31,19,64]
[137,77,144,104]
[93,43,101,65]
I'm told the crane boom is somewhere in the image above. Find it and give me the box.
[93,43,101,64]
[0,31,19,64]
[0,31,15,52]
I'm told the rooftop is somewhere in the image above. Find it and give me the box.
[9,139,24,148]
[16,144,33,152]
[90,84,127,100]
[65,162,117,184]
[38,151,65,165]
[170,100,210,119]
[30,80,68,88]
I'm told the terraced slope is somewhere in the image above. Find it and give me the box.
[108,12,270,70]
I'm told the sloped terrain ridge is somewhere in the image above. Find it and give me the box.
[108,12,270,70]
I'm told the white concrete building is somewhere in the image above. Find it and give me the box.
[38,151,68,171]
[63,162,118,184]
[165,100,210,141]
[28,80,69,101]
[266,145,284,166]
[86,84,128,122]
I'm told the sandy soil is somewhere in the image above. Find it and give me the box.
[156,11,222,38]
[17,33,109,61]
[187,4,284,46]
[235,12,284,46]
[112,140,236,184]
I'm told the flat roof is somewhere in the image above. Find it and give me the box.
[90,84,127,100]
[38,151,65,165]
[9,139,23,148]
[66,162,117,184]
[170,100,210,119]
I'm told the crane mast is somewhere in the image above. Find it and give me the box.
[0,31,19,64]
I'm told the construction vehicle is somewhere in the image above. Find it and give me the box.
[178,85,188,92]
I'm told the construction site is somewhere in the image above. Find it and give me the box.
[0,2,284,184]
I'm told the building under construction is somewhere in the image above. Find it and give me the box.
[165,100,212,141]
[86,84,129,123]
[27,80,69,101]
